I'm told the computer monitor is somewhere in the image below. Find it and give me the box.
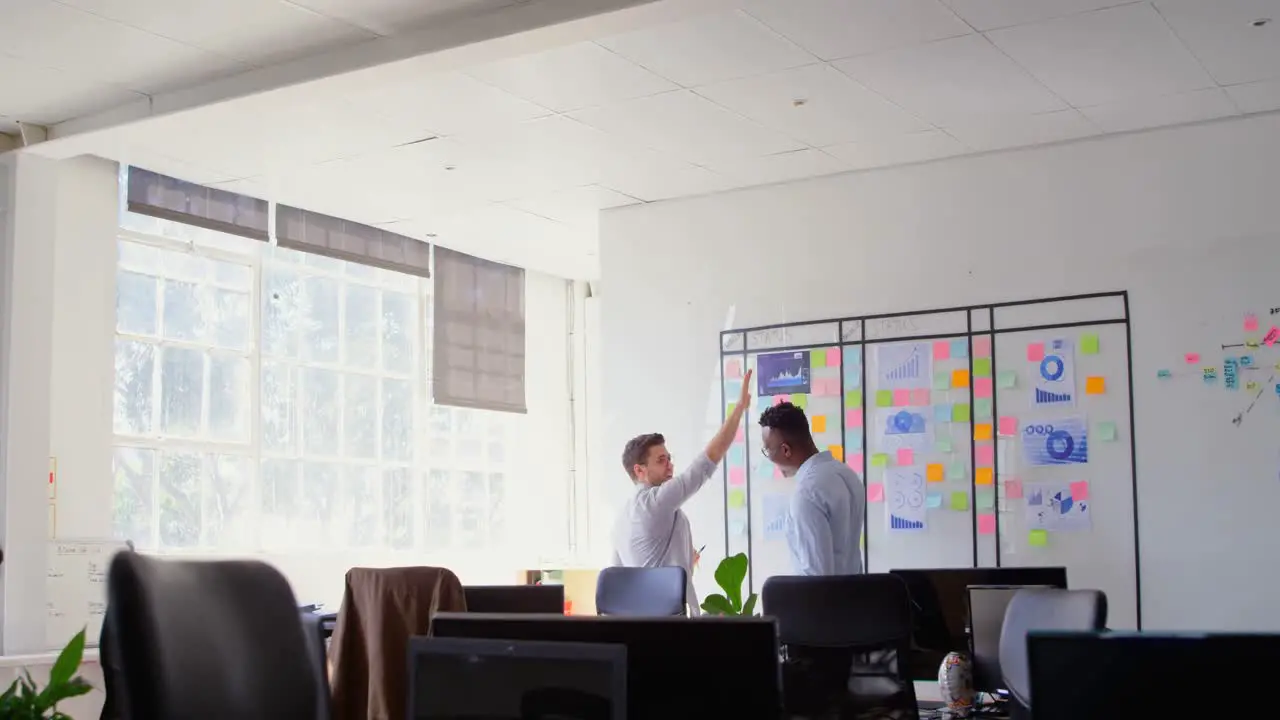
[463,585,565,614]
[889,566,1067,680]
[965,585,1053,694]
[1028,631,1280,718]
[408,637,626,720]
[432,613,782,719]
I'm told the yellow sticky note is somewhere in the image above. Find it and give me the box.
[812,415,827,433]
[871,453,889,468]
[950,492,969,511]
[1029,529,1049,547]
[926,463,945,482]
[1085,376,1105,395]
[728,489,746,508]
[975,467,994,486]
[974,423,993,441]
[952,369,970,388]
[829,445,844,462]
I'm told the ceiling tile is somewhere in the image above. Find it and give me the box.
[595,148,731,202]
[943,108,1099,151]
[285,0,514,36]
[987,3,1215,107]
[1080,87,1239,133]
[596,10,814,87]
[347,70,552,138]
[466,42,677,112]
[696,64,930,147]
[743,0,972,61]
[706,148,848,189]
[1154,0,1280,86]
[507,185,641,227]
[943,0,1139,32]
[834,34,1066,127]
[451,116,635,198]
[824,129,968,169]
[570,90,806,166]
[1225,78,1280,113]
[0,53,143,123]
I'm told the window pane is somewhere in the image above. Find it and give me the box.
[116,270,158,336]
[344,284,378,369]
[302,462,339,547]
[423,470,451,549]
[488,473,506,542]
[113,446,153,549]
[382,291,414,374]
[209,353,249,442]
[264,266,301,359]
[160,347,204,436]
[162,279,205,342]
[303,276,340,363]
[383,468,413,550]
[341,466,378,547]
[381,378,412,462]
[158,451,202,548]
[162,252,209,283]
[205,455,253,548]
[301,368,340,456]
[211,257,252,290]
[344,374,377,459]
[210,288,250,350]
[114,340,155,435]
[458,471,486,545]
[261,459,301,547]
[118,240,160,273]
[261,363,297,453]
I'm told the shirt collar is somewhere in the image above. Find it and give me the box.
[797,450,832,476]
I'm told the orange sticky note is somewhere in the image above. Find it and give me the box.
[1004,479,1023,499]
[926,463,945,482]
[1085,376,1105,394]
[829,445,844,463]
[812,415,827,433]
[897,448,914,466]
[952,369,970,388]
[867,483,885,503]
[977,513,996,535]
[998,416,1018,436]
[976,467,994,485]
[974,423,993,441]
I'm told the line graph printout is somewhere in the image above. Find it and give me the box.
[876,342,931,390]
[757,350,811,396]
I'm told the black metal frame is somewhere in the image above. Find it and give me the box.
[718,291,1142,628]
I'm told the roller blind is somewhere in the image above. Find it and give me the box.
[127,167,269,242]
[275,204,431,278]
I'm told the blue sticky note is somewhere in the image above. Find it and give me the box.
[950,339,968,359]
[926,493,943,509]
[844,367,861,388]
[845,432,863,451]
[727,446,745,466]
[1275,383,1280,397]
[934,404,952,424]
[845,347,862,365]
[725,381,742,398]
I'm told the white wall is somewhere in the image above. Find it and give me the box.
[599,112,1280,629]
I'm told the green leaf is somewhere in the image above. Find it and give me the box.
[713,553,749,610]
[42,677,93,706]
[742,593,758,617]
[46,628,86,692]
[700,593,735,616]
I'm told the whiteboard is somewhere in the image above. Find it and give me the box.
[46,539,128,651]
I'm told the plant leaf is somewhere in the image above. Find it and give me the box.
[714,553,749,610]
[42,677,93,706]
[700,593,735,616]
[742,593,759,617]
[46,628,86,691]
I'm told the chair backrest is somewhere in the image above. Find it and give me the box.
[107,553,319,720]
[299,613,332,720]
[464,584,565,614]
[595,566,687,616]
[999,588,1107,714]
[762,573,913,648]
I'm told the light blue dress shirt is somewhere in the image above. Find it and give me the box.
[786,451,865,576]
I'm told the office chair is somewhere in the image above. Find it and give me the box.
[299,612,333,720]
[999,588,1107,720]
[107,553,321,720]
[595,566,687,616]
[763,574,919,720]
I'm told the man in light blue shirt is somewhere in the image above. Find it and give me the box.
[759,401,864,576]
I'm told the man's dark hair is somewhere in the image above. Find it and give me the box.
[621,433,665,478]
[758,402,814,447]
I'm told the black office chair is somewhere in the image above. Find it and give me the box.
[299,613,332,720]
[595,566,687,616]
[999,588,1107,720]
[763,574,919,720]
[107,553,322,720]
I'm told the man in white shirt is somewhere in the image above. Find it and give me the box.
[759,401,865,576]
[611,370,753,614]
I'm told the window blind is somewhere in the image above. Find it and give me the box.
[127,167,269,242]
[275,204,431,278]
[433,247,526,413]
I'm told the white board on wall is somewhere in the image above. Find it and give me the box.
[46,539,127,651]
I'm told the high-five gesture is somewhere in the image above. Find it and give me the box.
[705,368,753,464]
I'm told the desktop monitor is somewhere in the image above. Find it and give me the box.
[965,585,1053,694]
[408,637,626,720]
[1029,631,1280,718]
[463,585,566,614]
[432,613,782,720]
[889,566,1067,680]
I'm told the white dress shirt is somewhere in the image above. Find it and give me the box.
[787,450,865,576]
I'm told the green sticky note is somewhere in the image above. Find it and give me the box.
[728,489,746,508]
[792,394,808,410]
[936,438,953,453]
[1081,334,1100,355]
[950,492,969,511]
[976,488,995,510]
[812,349,826,367]
[952,403,971,423]
[974,398,992,420]
[932,371,950,391]
[1029,529,1049,547]
[947,462,965,481]
[997,370,1017,389]
[876,389,893,407]
[727,402,737,415]
[871,453,889,468]
[973,358,992,377]
[1095,421,1117,441]
[846,391,862,408]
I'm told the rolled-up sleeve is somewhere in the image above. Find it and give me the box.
[650,453,717,514]
[788,489,834,576]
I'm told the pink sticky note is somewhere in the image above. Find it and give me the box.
[910,388,931,406]
[725,359,742,379]
[1265,326,1280,347]
[1070,480,1090,501]
[824,378,839,396]
[848,453,864,473]
[897,448,914,466]
[998,416,1018,437]
[773,465,783,479]
[973,337,992,358]
[827,347,842,367]
[975,444,994,467]
[974,376,993,398]
[893,389,911,406]
[845,409,863,428]
[867,483,885,503]
[933,341,951,361]
[729,467,746,486]
[977,514,997,535]
[734,426,745,443]
[1185,353,1200,364]
[1027,343,1045,362]
[1245,313,1259,332]
[1004,479,1023,500]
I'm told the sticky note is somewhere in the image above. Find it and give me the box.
[1265,326,1280,347]
[1081,334,1100,355]
[975,444,994,467]
[974,423,993,441]
[728,446,745,466]
[948,462,966,481]
[876,390,893,407]
[893,389,911,407]
[1070,480,1089,501]
[1185,353,1200,364]
[1027,343,1045,362]
[812,415,827,433]
[977,513,996,535]
[927,493,943,509]
[933,371,951,391]
[973,358,992,377]
[973,337,992,358]
[1245,313,1259,332]
[998,416,1018,437]
[974,377,993,399]
[848,453,864,472]
[997,370,1016,389]
[729,467,746,486]
[976,467,994,486]
[933,341,951,360]
[846,391,862,408]
[828,347,842,367]
[1085,376,1105,395]
[934,405,952,424]
[1156,369,1172,379]
[725,359,742,379]
[845,432,863,450]
[845,367,861,388]
[727,402,736,415]
[950,339,969,359]
[867,483,885,503]
[1004,479,1023,500]
[728,490,746,508]
[792,394,808,410]
[829,445,844,462]
[1246,339,1260,349]
[846,409,862,428]
[911,388,931,406]
[1028,529,1049,547]
[952,369,970,388]
[811,349,826,368]
[871,453,889,468]
[773,394,790,406]
[897,448,914,466]
[952,403,971,423]
[1095,421,1117,441]
[976,489,995,510]
[926,463,944,482]
[936,438,953,453]
[950,492,969,511]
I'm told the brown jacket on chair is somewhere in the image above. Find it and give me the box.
[329,566,467,720]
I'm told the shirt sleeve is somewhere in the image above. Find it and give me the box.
[789,488,835,576]
[649,453,718,515]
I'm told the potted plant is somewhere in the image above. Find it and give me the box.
[699,552,759,616]
[0,628,93,719]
